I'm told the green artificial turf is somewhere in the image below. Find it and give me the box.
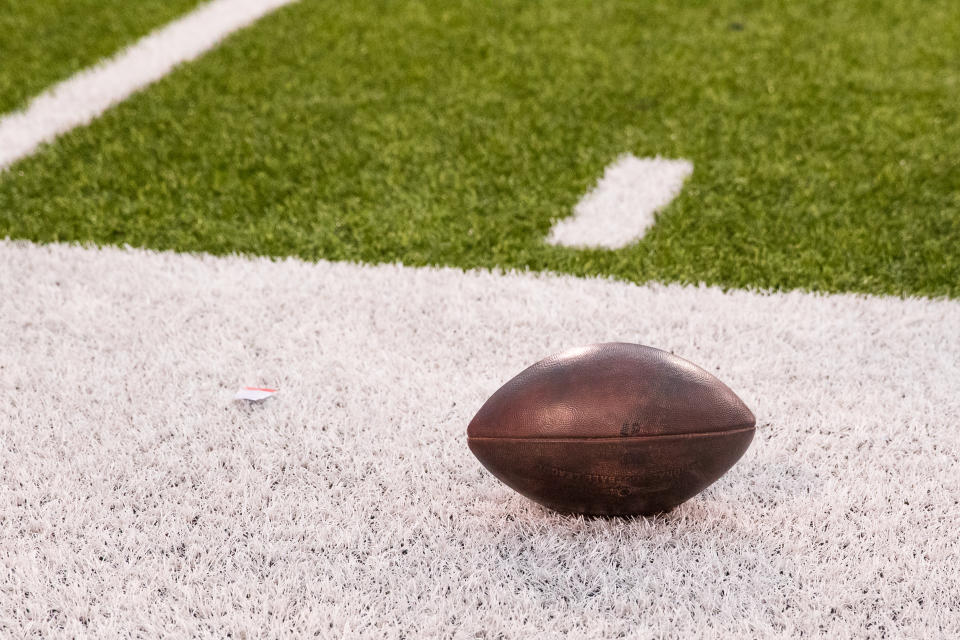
[2,0,958,297]
[0,0,201,114]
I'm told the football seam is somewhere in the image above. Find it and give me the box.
[466,424,755,442]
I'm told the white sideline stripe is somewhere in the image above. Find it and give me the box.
[0,0,298,171]
[1,239,958,636]
[0,241,960,638]
[547,155,693,249]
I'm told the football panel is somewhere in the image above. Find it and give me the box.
[468,428,755,516]
[467,343,755,440]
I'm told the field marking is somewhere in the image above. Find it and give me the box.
[1,239,958,637]
[0,0,298,171]
[547,155,693,249]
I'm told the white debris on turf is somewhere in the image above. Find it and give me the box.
[234,386,278,402]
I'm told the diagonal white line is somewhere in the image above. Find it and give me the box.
[547,154,693,249]
[0,0,299,171]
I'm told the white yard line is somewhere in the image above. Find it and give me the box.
[1,239,958,637]
[0,0,298,171]
[547,155,693,249]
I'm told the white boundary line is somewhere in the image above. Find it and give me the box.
[547,155,693,249]
[1,239,958,637]
[0,0,299,171]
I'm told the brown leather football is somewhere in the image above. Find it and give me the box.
[467,343,755,516]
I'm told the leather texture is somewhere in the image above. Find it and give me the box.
[467,343,756,515]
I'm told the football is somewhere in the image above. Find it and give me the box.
[467,343,756,516]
